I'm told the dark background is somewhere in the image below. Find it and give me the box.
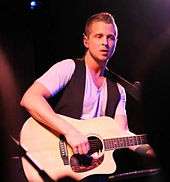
[1,0,170,181]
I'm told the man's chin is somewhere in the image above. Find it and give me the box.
[99,56,109,62]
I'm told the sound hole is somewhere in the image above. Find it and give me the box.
[70,136,104,173]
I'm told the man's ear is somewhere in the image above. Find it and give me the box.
[83,33,88,48]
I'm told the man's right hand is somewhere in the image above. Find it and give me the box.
[65,129,90,155]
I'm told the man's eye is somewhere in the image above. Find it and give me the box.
[109,36,116,41]
[96,34,102,38]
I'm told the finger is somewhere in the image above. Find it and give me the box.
[73,146,79,154]
[80,142,90,154]
[77,144,83,155]
[86,141,90,152]
[91,152,100,159]
[81,143,87,154]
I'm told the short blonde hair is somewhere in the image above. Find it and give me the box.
[84,12,118,37]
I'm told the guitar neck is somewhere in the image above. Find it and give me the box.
[104,134,147,151]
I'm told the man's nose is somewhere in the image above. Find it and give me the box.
[102,37,108,45]
[102,37,108,46]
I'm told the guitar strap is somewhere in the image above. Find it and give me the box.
[104,67,141,102]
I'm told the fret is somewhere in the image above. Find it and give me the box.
[123,137,128,147]
[104,134,147,151]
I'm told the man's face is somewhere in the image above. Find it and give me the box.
[84,21,117,62]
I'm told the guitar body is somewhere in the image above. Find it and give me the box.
[20,115,137,182]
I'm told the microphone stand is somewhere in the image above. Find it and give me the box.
[10,136,55,182]
[104,67,142,102]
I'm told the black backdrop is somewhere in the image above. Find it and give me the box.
[1,0,170,181]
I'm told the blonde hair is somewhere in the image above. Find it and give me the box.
[84,12,118,37]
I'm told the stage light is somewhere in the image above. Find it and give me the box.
[30,1,37,7]
[29,0,41,10]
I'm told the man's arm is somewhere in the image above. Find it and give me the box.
[20,81,89,154]
[114,83,129,131]
[115,84,156,157]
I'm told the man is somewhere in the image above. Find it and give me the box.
[20,12,154,182]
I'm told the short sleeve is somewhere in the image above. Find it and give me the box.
[36,59,75,96]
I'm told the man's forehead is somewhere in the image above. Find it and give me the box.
[90,21,117,35]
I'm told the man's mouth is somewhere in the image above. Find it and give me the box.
[100,50,109,55]
[100,49,108,52]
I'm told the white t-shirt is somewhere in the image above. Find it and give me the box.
[36,59,127,119]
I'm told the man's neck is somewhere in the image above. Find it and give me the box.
[84,53,107,76]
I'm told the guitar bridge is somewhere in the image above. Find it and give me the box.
[59,135,69,165]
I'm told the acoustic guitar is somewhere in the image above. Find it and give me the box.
[20,115,158,182]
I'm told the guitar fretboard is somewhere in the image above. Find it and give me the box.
[104,135,147,151]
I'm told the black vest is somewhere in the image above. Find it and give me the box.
[51,59,120,119]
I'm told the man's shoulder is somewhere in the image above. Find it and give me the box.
[57,58,75,65]
[55,57,84,66]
